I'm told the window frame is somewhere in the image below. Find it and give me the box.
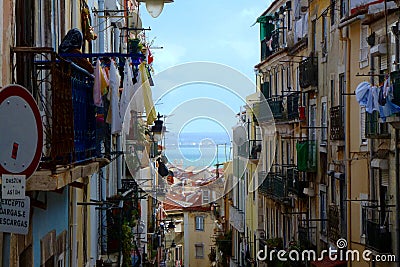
[195,243,205,258]
[195,216,205,231]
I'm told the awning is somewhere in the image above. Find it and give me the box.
[310,255,346,267]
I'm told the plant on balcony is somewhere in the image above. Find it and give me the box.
[121,221,134,267]
[215,230,232,267]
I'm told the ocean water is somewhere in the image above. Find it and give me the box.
[164,132,232,169]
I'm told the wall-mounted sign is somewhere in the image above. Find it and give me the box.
[2,174,26,199]
[0,197,30,235]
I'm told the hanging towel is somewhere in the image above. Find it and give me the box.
[366,86,380,114]
[121,59,135,135]
[355,81,371,106]
[139,62,157,125]
[109,60,122,134]
[93,59,104,107]
[131,68,145,113]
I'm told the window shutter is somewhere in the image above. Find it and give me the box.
[381,55,388,70]
[381,170,389,186]
[360,26,369,62]
[360,106,366,143]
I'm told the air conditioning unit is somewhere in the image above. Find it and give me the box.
[370,43,387,57]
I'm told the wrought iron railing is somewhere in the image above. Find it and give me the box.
[268,96,284,120]
[11,47,102,169]
[330,106,345,140]
[286,168,308,197]
[259,172,286,200]
[363,206,392,253]
[299,56,318,89]
[238,140,262,160]
[253,100,273,123]
[365,111,390,138]
[328,204,341,242]
[287,93,300,120]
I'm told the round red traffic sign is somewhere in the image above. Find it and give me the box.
[0,84,43,178]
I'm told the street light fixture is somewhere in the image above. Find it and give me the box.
[137,0,174,18]
[151,113,164,141]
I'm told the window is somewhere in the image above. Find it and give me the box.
[330,0,336,25]
[360,106,367,144]
[309,104,317,141]
[195,216,204,231]
[275,71,279,96]
[322,16,328,57]
[331,175,336,204]
[195,244,204,258]
[312,19,317,52]
[287,67,292,89]
[340,0,348,18]
[202,190,209,204]
[330,78,335,106]
[360,25,369,68]
[320,187,327,234]
[281,68,285,94]
[321,102,328,144]
[175,245,183,262]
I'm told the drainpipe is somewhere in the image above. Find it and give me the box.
[339,26,351,265]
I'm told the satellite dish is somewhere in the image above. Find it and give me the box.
[0,85,43,179]
[129,10,143,35]
[146,0,165,18]
[232,125,247,147]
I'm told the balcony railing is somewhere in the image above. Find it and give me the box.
[259,172,286,200]
[296,141,317,172]
[238,140,261,160]
[299,56,318,89]
[286,168,308,197]
[287,93,300,120]
[328,204,341,242]
[268,96,284,120]
[11,47,102,169]
[365,111,390,138]
[253,100,273,123]
[363,206,392,253]
[260,31,280,61]
[330,106,345,140]
[261,39,272,61]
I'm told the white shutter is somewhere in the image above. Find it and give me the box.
[381,170,389,186]
[360,106,366,144]
[360,26,369,61]
[381,55,388,70]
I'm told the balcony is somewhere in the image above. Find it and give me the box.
[268,96,284,120]
[261,39,272,61]
[286,93,300,121]
[296,141,317,172]
[259,172,286,200]
[363,206,392,253]
[299,56,318,89]
[253,100,273,123]
[261,82,271,99]
[237,140,262,161]
[11,48,102,167]
[328,204,341,242]
[286,168,308,197]
[330,106,345,140]
[260,31,280,61]
[365,111,390,139]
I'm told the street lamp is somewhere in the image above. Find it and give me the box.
[151,113,164,142]
[137,0,174,18]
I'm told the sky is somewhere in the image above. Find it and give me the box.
[139,0,271,133]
